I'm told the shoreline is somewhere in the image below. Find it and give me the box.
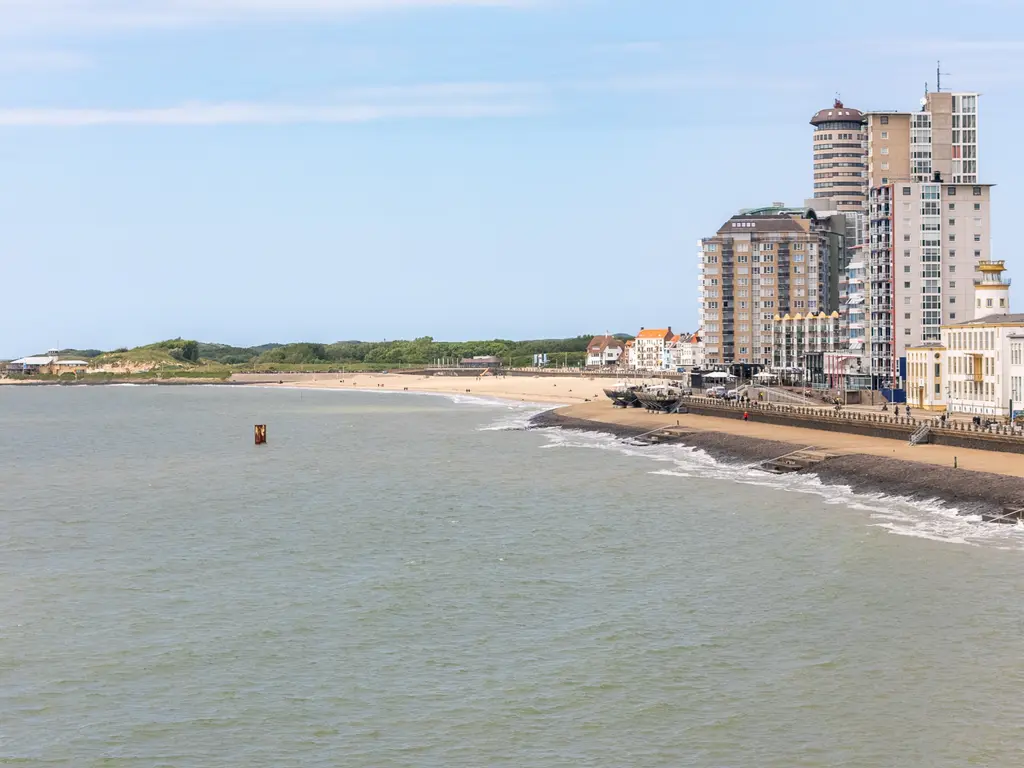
[7,374,1023,516]
[530,409,1024,518]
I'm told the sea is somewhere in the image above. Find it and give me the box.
[2,385,1024,767]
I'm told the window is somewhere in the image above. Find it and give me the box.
[973,186,982,196]
[905,328,911,335]
[949,281,956,289]
[974,203,981,211]
[904,296,911,304]
[949,203,956,210]
[974,250,981,258]
[904,281,911,288]
[986,298,993,308]
[904,234,911,241]
[950,296,956,304]
[904,249,911,258]
[949,249,956,258]
[950,312,956,320]
[948,218,956,226]
[905,313,911,319]
[947,187,956,196]
[949,234,956,242]
[903,187,912,196]
[881,115,889,124]
[904,265,911,273]
[974,234,981,242]
[949,266,956,273]
[882,163,890,171]
[882,131,889,139]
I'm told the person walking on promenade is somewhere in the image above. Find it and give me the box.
[743,411,750,422]
[894,404,900,417]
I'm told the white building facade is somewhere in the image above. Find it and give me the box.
[906,261,1024,417]
[586,335,624,367]
[633,328,674,372]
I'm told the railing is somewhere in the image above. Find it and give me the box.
[674,395,1024,440]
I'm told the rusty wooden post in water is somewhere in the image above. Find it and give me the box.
[254,424,267,445]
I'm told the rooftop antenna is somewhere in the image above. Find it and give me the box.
[936,60,951,93]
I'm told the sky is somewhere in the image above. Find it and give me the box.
[3,0,1024,356]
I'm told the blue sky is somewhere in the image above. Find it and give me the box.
[2,0,1023,355]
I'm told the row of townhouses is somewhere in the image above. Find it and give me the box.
[696,81,1015,416]
[586,329,704,372]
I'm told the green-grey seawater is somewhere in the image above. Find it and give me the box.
[2,386,1024,767]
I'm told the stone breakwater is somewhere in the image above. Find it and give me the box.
[530,410,1024,518]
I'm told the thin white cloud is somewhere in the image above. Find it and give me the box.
[585,72,810,92]
[0,0,537,32]
[851,39,1024,55]
[0,71,801,127]
[592,41,666,55]
[0,50,92,72]
[0,96,539,127]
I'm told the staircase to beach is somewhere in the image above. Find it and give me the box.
[909,423,931,446]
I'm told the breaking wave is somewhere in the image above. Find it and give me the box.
[533,427,1024,551]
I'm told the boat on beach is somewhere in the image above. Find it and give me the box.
[633,384,685,413]
[603,384,641,408]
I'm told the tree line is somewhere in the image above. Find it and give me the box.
[252,336,611,367]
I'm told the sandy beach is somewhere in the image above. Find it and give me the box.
[551,400,1024,477]
[245,372,1023,477]
[237,372,613,405]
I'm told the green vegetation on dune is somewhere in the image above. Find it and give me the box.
[8,335,628,378]
[197,342,282,365]
[254,336,608,368]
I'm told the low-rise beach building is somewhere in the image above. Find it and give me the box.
[6,356,58,375]
[55,360,89,374]
[460,356,503,369]
[586,336,624,367]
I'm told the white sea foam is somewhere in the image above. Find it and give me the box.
[478,403,554,431]
[534,427,1024,551]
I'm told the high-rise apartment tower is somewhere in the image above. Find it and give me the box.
[863,90,988,388]
[811,99,868,213]
[699,206,837,367]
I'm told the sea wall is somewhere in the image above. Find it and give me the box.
[530,410,1024,517]
[678,397,1024,455]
